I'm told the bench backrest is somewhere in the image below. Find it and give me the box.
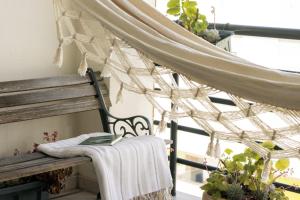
[0,71,110,125]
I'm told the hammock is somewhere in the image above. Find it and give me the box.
[52,0,300,178]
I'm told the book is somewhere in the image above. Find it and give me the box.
[79,134,123,146]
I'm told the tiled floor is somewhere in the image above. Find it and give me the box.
[54,192,96,200]
[175,192,199,200]
[55,191,199,200]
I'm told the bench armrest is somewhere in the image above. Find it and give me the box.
[107,114,152,137]
[87,68,152,137]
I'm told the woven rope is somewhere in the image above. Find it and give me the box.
[54,0,300,159]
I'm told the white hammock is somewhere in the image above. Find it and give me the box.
[53,0,300,168]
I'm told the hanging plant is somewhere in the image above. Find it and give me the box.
[167,0,208,34]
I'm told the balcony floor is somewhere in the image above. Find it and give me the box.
[55,191,199,200]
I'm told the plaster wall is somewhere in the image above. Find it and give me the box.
[0,0,155,189]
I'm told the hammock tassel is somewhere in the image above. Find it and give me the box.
[261,153,272,183]
[169,102,177,122]
[53,40,63,67]
[206,132,215,157]
[116,83,124,104]
[158,111,167,133]
[78,53,88,76]
[101,63,111,77]
[214,138,221,158]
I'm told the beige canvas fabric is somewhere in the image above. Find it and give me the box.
[72,0,300,111]
[53,0,300,163]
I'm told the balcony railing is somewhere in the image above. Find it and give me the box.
[154,24,300,196]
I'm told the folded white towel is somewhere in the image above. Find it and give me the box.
[38,133,173,200]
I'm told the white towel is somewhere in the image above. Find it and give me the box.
[37,133,173,200]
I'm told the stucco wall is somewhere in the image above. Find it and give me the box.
[0,0,155,188]
[0,0,80,157]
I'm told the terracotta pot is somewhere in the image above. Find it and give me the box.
[202,192,226,200]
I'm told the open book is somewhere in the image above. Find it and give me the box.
[79,134,123,146]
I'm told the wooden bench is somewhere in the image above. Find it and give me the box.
[0,68,152,183]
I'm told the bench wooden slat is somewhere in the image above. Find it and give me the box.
[0,156,91,182]
[0,84,95,109]
[0,157,58,173]
[0,84,106,109]
[0,153,47,167]
[0,96,111,124]
[0,72,100,94]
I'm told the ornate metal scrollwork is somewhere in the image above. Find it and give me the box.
[87,68,152,137]
[108,115,152,137]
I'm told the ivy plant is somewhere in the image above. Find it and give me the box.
[166,0,208,34]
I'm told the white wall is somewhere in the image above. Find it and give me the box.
[0,0,155,189]
[0,0,80,157]
[0,0,78,80]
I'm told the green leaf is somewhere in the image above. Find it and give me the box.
[212,191,222,200]
[262,141,275,150]
[184,7,197,17]
[225,160,235,172]
[225,148,233,155]
[248,182,256,191]
[233,153,246,162]
[236,162,244,170]
[244,148,260,160]
[201,183,212,191]
[243,177,250,185]
[167,7,180,16]
[182,1,197,7]
[167,0,180,8]
[275,159,290,171]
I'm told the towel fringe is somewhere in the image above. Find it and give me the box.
[131,188,173,200]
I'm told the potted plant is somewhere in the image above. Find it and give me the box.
[167,0,208,34]
[201,141,290,200]
[166,0,233,44]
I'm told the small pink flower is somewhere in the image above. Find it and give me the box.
[14,149,20,156]
[52,131,58,142]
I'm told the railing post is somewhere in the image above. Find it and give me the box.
[170,73,179,196]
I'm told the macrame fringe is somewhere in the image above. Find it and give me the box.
[158,111,167,133]
[116,83,124,104]
[261,154,272,183]
[131,188,173,200]
[101,64,111,77]
[53,41,63,67]
[78,52,88,76]
[169,103,177,122]
[206,132,215,157]
[214,139,221,158]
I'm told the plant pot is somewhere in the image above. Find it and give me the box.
[202,192,226,200]
[0,181,48,200]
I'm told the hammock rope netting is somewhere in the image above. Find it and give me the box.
[53,0,300,181]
